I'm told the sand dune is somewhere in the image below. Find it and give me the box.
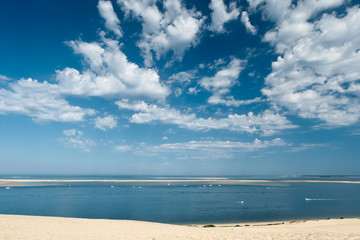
[0,215,359,240]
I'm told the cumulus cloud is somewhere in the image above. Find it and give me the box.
[0,1,170,124]
[261,0,344,53]
[199,58,260,106]
[168,71,196,86]
[208,0,240,33]
[250,1,360,126]
[247,0,291,21]
[0,28,169,123]
[200,58,244,94]
[240,11,257,35]
[57,36,169,100]
[59,129,96,152]
[0,78,95,122]
[188,86,200,95]
[98,0,123,37]
[94,115,118,131]
[116,99,297,135]
[0,32,169,123]
[118,0,205,66]
[167,70,197,97]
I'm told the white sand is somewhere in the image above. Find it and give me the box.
[0,215,359,240]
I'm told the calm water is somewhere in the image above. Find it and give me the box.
[1,176,360,224]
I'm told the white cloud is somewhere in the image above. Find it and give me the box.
[0,78,95,122]
[116,99,297,135]
[0,2,171,124]
[246,0,265,10]
[98,0,123,37]
[168,71,196,85]
[59,129,96,152]
[63,129,77,136]
[351,129,360,136]
[287,143,327,152]
[117,0,205,66]
[94,115,118,131]
[188,86,200,95]
[200,58,244,94]
[253,1,360,126]
[261,0,344,53]
[114,138,287,159]
[0,74,11,82]
[57,36,169,100]
[115,144,133,152]
[200,58,259,107]
[208,95,263,107]
[167,70,197,97]
[142,138,287,160]
[0,35,169,124]
[247,0,291,22]
[148,138,286,152]
[208,0,240,33]
[240,11,257,35]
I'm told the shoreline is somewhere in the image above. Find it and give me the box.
[0,213,357,226]
[1,212,359,226]
[1,178,360,186]
[0,214,359,239]
[1,212,356,226]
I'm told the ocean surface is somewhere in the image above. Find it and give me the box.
[1,175,360,224]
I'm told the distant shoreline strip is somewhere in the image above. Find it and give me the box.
[1,179,360,186]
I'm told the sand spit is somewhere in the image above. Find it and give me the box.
[1,178,360,187]
[0,215,359,240]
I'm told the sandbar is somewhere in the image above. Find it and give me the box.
[1,178,360,187]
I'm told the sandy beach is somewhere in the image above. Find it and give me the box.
[0,215,359,240]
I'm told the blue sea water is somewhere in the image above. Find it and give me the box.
[1,176,360,224]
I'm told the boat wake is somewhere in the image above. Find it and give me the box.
[304,198,337,201]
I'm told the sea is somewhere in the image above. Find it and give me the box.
[1,175,360,224]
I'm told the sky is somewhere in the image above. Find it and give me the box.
[0,0,359,176]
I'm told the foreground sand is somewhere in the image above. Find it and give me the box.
[0,215,359,240]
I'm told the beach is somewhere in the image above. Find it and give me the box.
[0,215,359,240]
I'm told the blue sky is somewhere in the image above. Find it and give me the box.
[0,0,360,176]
